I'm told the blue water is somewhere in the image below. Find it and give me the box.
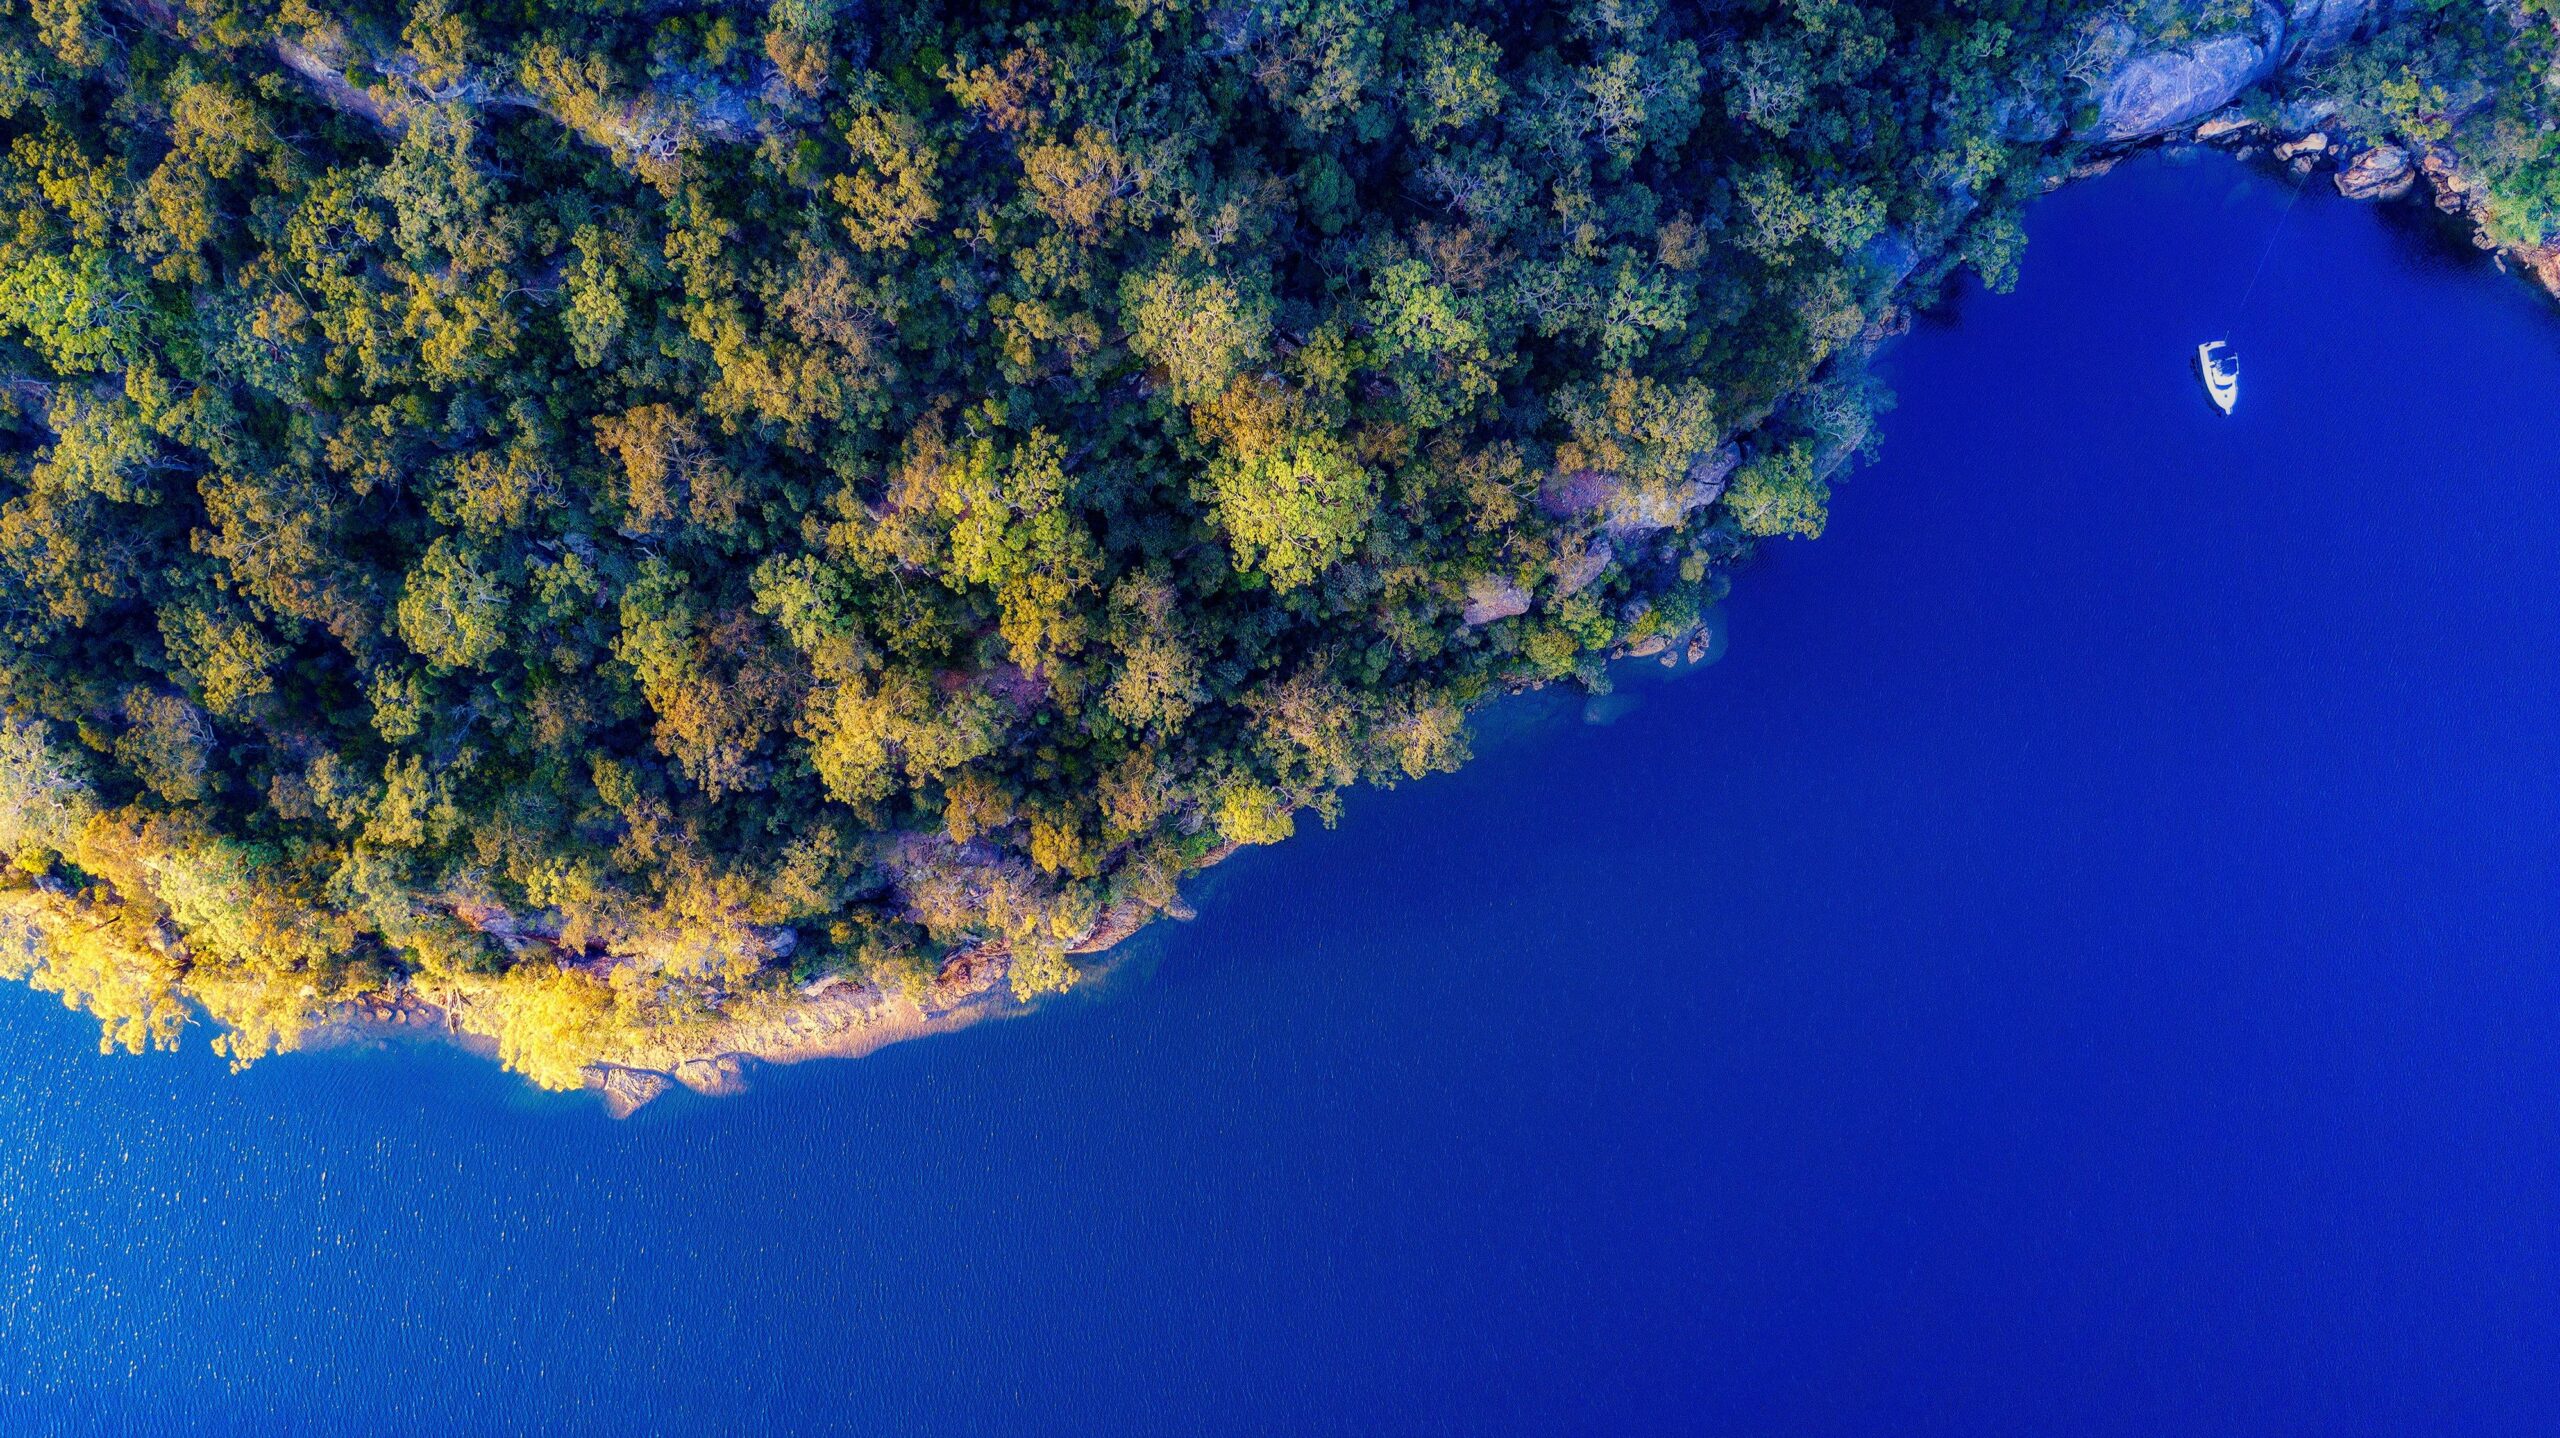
[10,154,2560,1435]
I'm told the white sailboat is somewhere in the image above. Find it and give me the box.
[2196,340,2238,415]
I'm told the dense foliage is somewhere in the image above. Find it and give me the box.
[2303,0,2560,244]
[0,0,2544,1085]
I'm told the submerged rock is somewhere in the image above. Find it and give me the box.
[673,1055,751,1097]
[585,1064,674,1118]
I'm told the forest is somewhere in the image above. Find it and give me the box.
[0,0,2547,1086]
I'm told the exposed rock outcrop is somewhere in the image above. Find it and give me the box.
[2417,144,2477,214]
[673,1055,751,1097]
[2335,144,2416,201]
[1554,541,1615,598]
[2087,9,2286,141]
[2084,1,2386,142]
[585,1064,673,1119]
[2193,111,2261,143]
[1462,574,1532,626]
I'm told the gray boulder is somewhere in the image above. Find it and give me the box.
[1993,92,2065,144]
[1553,541,1615,598]
[1461,574,1531,627]
[1603,446,1739,541]
[1536,445,1739,545]
[2090,8,2284,141]
[2270,94,2343,132]
[2083,1,2385,143]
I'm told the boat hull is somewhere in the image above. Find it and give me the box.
[2196,342,2238,414]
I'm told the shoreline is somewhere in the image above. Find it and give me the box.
[298,880,1187,1115]
[27,4,2554,1116]
[302,951,1024,1116]
[292,111,2550,1116]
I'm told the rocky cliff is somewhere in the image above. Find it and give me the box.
[2080,1,2389,142]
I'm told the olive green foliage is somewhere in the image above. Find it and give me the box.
[0,0,2125,1083]
[2306,1,2560,249]
[1725,441,1827,539]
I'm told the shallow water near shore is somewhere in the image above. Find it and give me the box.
[11,153,2560,1435]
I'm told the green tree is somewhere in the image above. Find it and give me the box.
[395,538,511,672]
[937,428,1098,671]
[1123,264,1272,406]
[1724,441,1828,539]
[1208,434,1375,591]
[0,715,95,861]
[1406,25,1506,142]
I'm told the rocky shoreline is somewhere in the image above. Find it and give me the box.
[301,884,1181,1114]
[2054,1,2560,296]
[276,3,2560,1115]
[306,962,1012,1116]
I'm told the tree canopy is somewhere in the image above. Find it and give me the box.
[0,0,2540,1087]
